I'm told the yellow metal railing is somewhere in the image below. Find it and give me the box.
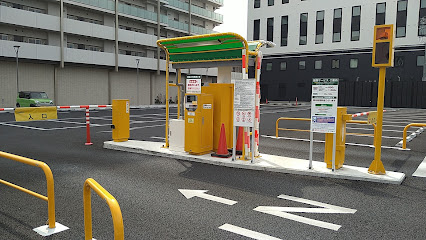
[275,117,310,137]
[84,178,124,240]
[402,123,426,149]
[0,151,56,228]
[275,118,377,142]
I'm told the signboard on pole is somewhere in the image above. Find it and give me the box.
[186,75,202,94]
[310,78,339,133]
[234,79,256,127]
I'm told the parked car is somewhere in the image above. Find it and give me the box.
[16,91,54,107]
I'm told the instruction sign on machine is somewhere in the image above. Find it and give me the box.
[186,75,202,94]
[234,79,256,127]
[310,78,339,133]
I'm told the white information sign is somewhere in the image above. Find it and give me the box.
[186,75,201,94]
[310,78,339,133]
[234,79,256,127]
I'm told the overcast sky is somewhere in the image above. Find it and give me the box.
[213,0,248,39]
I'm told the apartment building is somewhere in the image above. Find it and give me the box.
[0,0,223,107]
[247,0,426,108]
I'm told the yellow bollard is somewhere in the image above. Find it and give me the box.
[324,107,352,169]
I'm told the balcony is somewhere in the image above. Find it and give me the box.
[118,3,157,23]
[166,19,189,32]
[191,4,223,23]
[165,0,189,12]
[204,0,224,7]
[70,0,115,12]
[191,25,215,35]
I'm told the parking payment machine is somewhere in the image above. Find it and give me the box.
[184,93,213,155]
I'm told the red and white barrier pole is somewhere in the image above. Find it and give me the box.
[352,110,386,118]
[85,107,93,146]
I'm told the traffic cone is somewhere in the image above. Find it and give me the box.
[211,123,232,158]
[236,127,243,155]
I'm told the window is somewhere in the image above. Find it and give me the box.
[299,61,306,70]
[280,61,287,70]
[266,62,273,71]
[282,0,289,3]
[316,11,324,44]
[0,33,8,40]
[254,0,260,8]
[253,19,260,40]
[267,18,274,45]
[299,13,308,45]
[419,0,426,36]
[315,60,322,70]
[332,59,340,69]
[417,55,425,67]
[376,3,386,25]
[281,16,288,46]
[268,0,274,6]
[396,0,407,38]
[333,9,342,42]
[350,59,358,69]
[351,6,361,41]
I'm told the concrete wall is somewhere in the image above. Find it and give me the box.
[56,66,109,106]
[0,61,54,107]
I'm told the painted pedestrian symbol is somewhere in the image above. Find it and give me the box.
[28,114,34,120]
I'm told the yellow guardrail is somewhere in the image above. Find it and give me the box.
[275,118,377,140]
[84,178,124,240]
[402,123,426,149]
[275,117,310,137]
[0,151,56,228]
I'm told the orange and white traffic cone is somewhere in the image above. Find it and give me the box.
[211,123,232,158]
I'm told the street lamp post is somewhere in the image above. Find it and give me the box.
[14,45,20,93]
[136,58,140,106]
[420,17,426,81]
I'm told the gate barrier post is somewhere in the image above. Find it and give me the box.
[112,99,130,142]
[324,107,352,169]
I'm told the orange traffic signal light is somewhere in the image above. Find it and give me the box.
[372,25,394,68]
[375,26,392,40]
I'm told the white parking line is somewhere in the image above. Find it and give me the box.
[219,224,282,240]
[0,123,47,131]
[413,157,426,177]
[100,124,166,133]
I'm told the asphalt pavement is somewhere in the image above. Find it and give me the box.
[0,104,425,239]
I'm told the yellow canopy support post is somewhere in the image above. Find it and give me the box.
[165,55,170,148]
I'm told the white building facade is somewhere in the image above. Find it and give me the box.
[0,0,223,108]
[247,0,426,108]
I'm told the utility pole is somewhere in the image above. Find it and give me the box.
[13,45,20,93]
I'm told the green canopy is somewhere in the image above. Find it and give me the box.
[157,32,249,64]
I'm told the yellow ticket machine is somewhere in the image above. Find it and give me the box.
[184,93,213,155]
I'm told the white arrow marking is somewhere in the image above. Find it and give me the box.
[254,194,356,231]
[219,224,282,240]
[178,189,237,205]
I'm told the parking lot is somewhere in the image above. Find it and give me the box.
[0,104,425,239]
